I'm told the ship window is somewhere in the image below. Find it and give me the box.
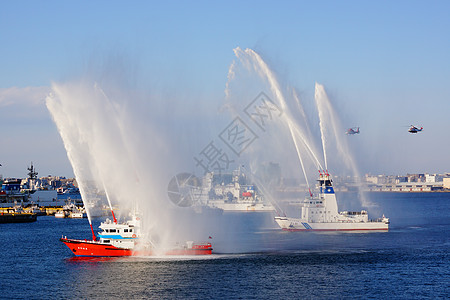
[103,240,110,243]
[110,229,116,233]
[124,229,128,232]
[130,229,133,232]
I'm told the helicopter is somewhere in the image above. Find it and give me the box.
[408,125,423,133]
[346,127,360,135]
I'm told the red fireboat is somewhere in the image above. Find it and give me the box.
[60,213,212,257]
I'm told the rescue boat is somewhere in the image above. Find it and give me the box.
[60,214,212,256]
[274,171,389,231]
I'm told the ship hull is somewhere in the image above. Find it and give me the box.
[0,213,37,223]
[275,217,389,231]
[60,238,213,257]
[208,202,274,212]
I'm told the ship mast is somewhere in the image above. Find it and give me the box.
[26,162,39,192]
[27,162,38,179]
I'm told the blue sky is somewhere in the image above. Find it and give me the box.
[1,0,449,178]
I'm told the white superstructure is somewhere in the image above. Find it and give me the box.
[195,169,275,212]
[275,172,389,231]
[97,214,141,249]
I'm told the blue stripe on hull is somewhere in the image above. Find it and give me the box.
[301,222,312,230]
[97,234,136,240]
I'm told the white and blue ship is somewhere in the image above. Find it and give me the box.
[275,171,389,231]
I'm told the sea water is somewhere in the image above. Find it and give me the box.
[0,192,449,299]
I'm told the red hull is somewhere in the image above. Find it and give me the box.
[282,228,389,232]
[60,238,213,257]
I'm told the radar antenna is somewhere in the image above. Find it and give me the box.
[27,162,38,180]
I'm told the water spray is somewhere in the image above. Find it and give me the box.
[314,82,374,207]
[234,48,324,196]
[102,182,118,224]
[243,165,286,217]
[316,83,328,171]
